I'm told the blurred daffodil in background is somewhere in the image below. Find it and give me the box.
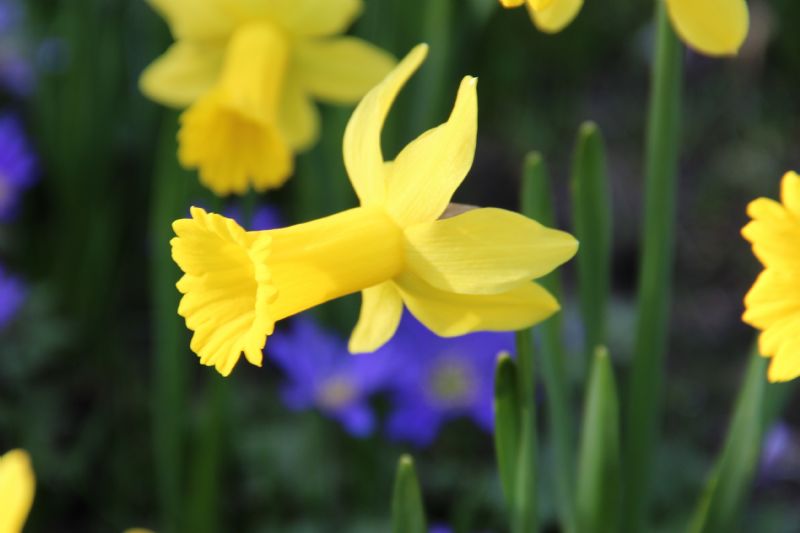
[140,0,395,196]
[500,0,750,57]
[0,449,34,533]
[742,171,800,382]
[170,44,578,376]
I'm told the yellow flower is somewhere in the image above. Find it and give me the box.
[171,44,579,376]
[499,0,749,57]
[742,172,800,382]
[0,449,35,533]
[141,0,395,196]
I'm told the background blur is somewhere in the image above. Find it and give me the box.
[2,0,800,531]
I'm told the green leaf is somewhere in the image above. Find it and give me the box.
[571,122,612,359]
[494,352,521,506]
[511,331,538,533]
[392,455,427,533]
[577,347,621,533]
[689,351,790,533]
[521,152,577,533]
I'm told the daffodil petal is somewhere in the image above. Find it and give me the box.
[278,76,320,151]
[396,273,560,337]
[348,282,403,353]
[665,0,749,56]
[743,270,800,331]
[499,0,525,7]
[385,76,477,226]
[228,0,362,37]
[294,38,396,104]
[139,41,224,108]
[742,197,800,270]
[527,0,583,33]
[404,207,578,295]
[767,334,800,382]
[147,0,234,40]
[343,44,428,206]
[780,171,800,217]
[0,449,35,533]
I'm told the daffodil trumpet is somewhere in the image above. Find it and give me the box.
[171,44,579,376]
[141,0,395,196]
[499,0,750,57]
[742,171,800,382]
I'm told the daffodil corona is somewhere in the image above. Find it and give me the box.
[499,0,749,57]
[742,172,800,382]
[0,449,35,533]
[171,44,579,376]
[141,0,394,196]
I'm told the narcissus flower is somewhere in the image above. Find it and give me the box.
[499,0,749,57]
[141,0,394,196]
[742,172,800,382]
[0,449,35,533]
[171,44,578,376]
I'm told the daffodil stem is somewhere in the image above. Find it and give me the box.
[150,112,194,533]
[623,3,683,532]
[513,329,538,533]
[521,153,576,533]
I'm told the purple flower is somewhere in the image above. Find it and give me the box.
[267,317,394,437]
[0,113,37,220]
[221,204,282,231]
[382,313,513,447]
[0,265,25,329]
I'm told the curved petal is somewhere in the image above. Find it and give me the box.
[404,207,578,294]
[527,0,583,34]
[147,0,234,40]
[227,0,362,37]
[343,44,428,207]
[139,41,224,108]
[348,282,403,353]
[742,198,800,270]
[385,76,477,226]
[780,171,800,217]
[278,76,321,151]
[665,0,749,56]
[499,0,525,7]
[294,37,396,104]
[0,449,35,533]
[767,334,800,382]
[396,272,560,337]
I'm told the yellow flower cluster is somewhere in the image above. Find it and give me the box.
[171,45,579,376]
[141,0,395,196]
[499,0,750,57]
[742,172,800,382]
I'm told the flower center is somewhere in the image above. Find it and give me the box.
[317,376,358,410]
[426,354,477,408]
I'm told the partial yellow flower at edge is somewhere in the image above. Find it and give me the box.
[742,171,800,382]
[140,0,395,196]
[0,449,35,533]
[170,44,578,376]
[665,0,749,57]
[497,0,582,34]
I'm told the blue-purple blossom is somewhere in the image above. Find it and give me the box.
[0,265,25,329]
[382,313,513,447]
[267,317,395,437]
[0,113,37,220]
[224,204,282,231]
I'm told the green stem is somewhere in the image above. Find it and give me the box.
[623,3,683,532]
[150,113,193,533]
[513,330,538,533]
[521,153,576,533]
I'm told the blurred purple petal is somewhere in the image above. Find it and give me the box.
[0,112,37,220]
[0,265,25,329]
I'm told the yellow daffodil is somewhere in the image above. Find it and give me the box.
[499,0,749,57]
[141,0,395,196]
[0,449,35,533]
[170,44,578,376]
[742,171,800,382]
